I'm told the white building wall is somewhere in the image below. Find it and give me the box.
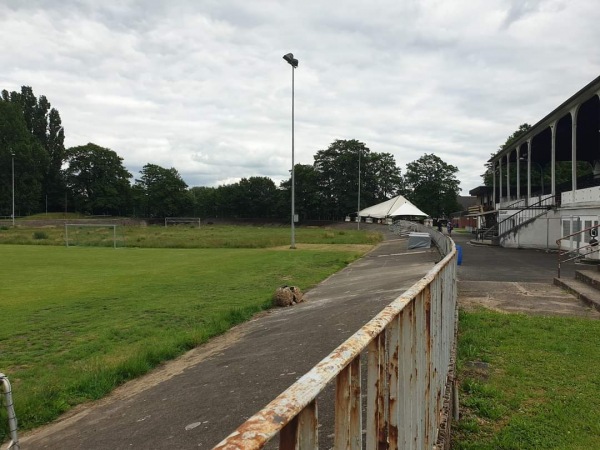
[500,209,561,250]
[556,206,600,260]
[500,203,600,256]
[562,186,600,207]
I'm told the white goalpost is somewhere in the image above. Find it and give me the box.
[164,217,201,228]
[64,223,121,248]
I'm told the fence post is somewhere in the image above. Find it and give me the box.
[1,373,19,450]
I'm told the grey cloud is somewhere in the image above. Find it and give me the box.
[1,0,599,195]
[501,0,544,29]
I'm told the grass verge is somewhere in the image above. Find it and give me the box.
[0,242,370,441]
[0,224,382,248]
[453,308,600,449]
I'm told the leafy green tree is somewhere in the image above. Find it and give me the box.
[44,108,66,210]
[503,123,533,150]
[367,152,405,201]
[208,179,280,219]
[236,177,280,218]
[404,153,461,218]
[191,178,283,219]
[314,139,370,219]
[482,123,532,186]
[134,164,189,217]
[312,139,404,219]
[214,183,241,218]
[64,143,132,215]
[0,101,49,216]
[190,186,219,217]
[279,164,322,220]
[1,86,66,210]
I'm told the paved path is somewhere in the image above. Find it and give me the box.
[453,232,600,319]
[19,230,599,449]
[20,234,440,449]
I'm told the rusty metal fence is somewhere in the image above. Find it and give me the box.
[214,227,457,450]
[1,373,19,450]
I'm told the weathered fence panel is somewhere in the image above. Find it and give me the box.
[1,373,19,450]
[214,224,457,450]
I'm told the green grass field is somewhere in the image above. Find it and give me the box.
[0,223,381,248]
[454,308,600,449]
[0,227,377,442]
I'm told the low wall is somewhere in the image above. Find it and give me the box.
[500,210,562,250]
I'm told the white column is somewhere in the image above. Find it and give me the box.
[594,93,600,185]
[516,147,521,199]
[492,163,496,206]
[499,157,503,204]
[506,154,510,200]
[551,122,557,196]
[571,106,579,202]
[527,139,532,201]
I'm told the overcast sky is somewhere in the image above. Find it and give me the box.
[1,0,599,194]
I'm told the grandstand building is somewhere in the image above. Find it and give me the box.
[471,74,600,255]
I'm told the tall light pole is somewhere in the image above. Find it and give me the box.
[357,147,361,230]
[283,52,298,249]
[11,149,15,227]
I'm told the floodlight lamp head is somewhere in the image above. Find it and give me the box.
[283,53,299,68]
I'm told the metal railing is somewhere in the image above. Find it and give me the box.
[556,224,600,278]
[214,226,457,450]
[482,195,554,241]
[390,220,453,255]
[1,373,19,450]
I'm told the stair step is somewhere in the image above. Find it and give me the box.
[575,269,600,290]
[554,277,600,312]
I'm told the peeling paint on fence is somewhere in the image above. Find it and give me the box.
[213,223,458,450]
[1,373,19,450]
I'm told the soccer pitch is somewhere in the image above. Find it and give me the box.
[0,243,367,437]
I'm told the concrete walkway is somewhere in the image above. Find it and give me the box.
[18,229,599,449]
[453,232,600,319]
[20,233,441,449]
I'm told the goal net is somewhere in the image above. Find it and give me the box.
[64,224,124,248]
[164,217,201,228]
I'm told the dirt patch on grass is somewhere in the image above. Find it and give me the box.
[269,243,375,253]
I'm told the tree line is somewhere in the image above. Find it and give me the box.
[1,86,462,220]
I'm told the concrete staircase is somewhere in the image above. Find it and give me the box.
[554,265,600,312]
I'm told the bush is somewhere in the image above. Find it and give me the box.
[33,231,48,240]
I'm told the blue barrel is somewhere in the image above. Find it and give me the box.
[456,244,463,266]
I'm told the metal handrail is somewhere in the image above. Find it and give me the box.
[1,373,19,450]
[556,224,600,278]
[214,226,458,450]
[482,195,554,241]
[500,196,531,210]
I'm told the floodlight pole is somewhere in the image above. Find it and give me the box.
[11,150,15,227]
[357,147,361,230]
[283,53,299,249]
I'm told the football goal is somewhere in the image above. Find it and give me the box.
[64,224,123,248]
[164,217,201,228]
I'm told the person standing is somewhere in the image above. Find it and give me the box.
[447,221,453,235]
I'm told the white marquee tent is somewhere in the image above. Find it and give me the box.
[358,195,428,218]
